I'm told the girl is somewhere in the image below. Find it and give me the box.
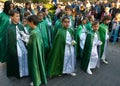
[47,16,76,77]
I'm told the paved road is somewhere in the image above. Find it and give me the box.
[0,42,120,86]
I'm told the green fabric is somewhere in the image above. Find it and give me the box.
[69,15,74,28]
[86,22,92,32]
[0,12,10,62]
[27,27,47,86]
[53,19,62,40]
[98,23,108,59]
[25,24,31,33]
[38,20,49,61]
[46,27,74,77]
[44,15,53,48]
[7,23,25,78]
[75,25,83,59]
[80,30,95,72]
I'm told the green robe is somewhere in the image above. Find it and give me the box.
[24,24,31,34]
[46,27,74,77]
[44,15,53,48]
[75,24,88,59]
[38,20,49,61]
[98,23,108,59]
[7,23,25,78]
[27,27,47,86]
[53,19,62,40]
[86,22,93,32]
[81,30,96,71]
[0,12,10,62]
[75,25,84,59]
[68,15,75,30]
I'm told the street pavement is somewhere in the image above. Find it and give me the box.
[0,42,120,86]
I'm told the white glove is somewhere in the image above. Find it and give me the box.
[71,40,77,45]
[48,22,52,26]
[96,41,102,45]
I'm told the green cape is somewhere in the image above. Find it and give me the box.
[46,27,74,77]
[44,15,53,48]
[7,23,25,78]
[81,30,95,71]
[86,22,92,32]
[98,23,108,59]
[0,12,10,62]
[81,30,100,71]
[75,25,84,59]
[27,27,47,86]
[38,20,49,61]
[53,19,62,40]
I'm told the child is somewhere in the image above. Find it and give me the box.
[0,1,14,62]
[7,10,28,78]
[46,16,76,77]
[76,17,88,59]
[27,15,47,86]
[98,16,111,64]
[22,17,30,44]
[37,11,49,62]
[81,21,102,75]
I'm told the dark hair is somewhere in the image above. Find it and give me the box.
[102,16,111,22]
[25,2,32,13]
[65,5,72,11]
[87,15,94,21]
[3,1,13,15]
[77,16,87,25]
[41,8,47,12]
[24,11,30,17]
[9,10,19,16]
[37,11,43,15]
[62,16,70,22]
[25,2,31,8]
[27,15,39,25]
[57,11,64,19]
[92,21,99,26]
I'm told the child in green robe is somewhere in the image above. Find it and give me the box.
[47,16,76,78]
[27,15,47,86]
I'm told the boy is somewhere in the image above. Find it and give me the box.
[7,10,28,78]
[81,21,102,75]
[27,15,47,86]
[98,16,111,64]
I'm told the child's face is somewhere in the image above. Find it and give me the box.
[92,24,99,31]
[104,20,110,25]
[82,19,87,24]
[62,18,70,28]
[27,21,33,28]
[65,8,72,16]
[10,4,14,10]
[37,13,43,21]
[90,16,94,22]
[22,19,27,26]
[11,13,20,24]
[26,4,31,8]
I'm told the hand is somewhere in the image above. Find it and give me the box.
[71,40,77,45]
[48,22,52,26]
[98,41,102,45]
